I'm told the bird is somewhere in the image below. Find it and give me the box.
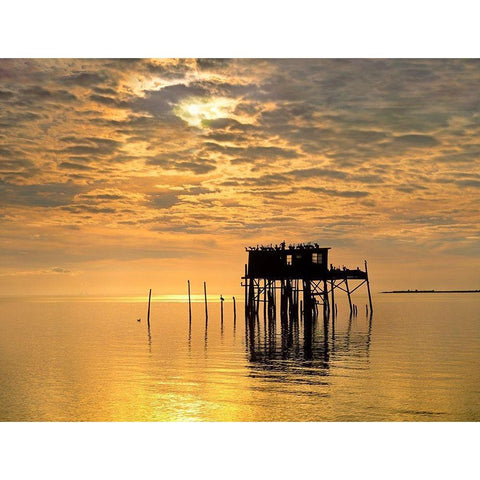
[137,318,141,322]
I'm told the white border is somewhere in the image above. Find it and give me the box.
[1,1,479,57]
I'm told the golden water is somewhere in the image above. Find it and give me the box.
[1,294,479,421]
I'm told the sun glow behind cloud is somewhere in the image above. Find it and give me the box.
[174,96,238,127]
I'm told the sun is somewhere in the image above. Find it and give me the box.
[174,96,237,127]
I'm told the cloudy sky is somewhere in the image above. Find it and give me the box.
[1,58,479,296]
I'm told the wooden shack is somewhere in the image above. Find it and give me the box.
[247,245,330,279]
[243,242,372,321]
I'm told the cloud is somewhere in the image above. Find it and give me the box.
[89,94,118,106]
[0,89,14,99]
[50,267,71,274]
[61,205,117,214]
[58,161,94,171]
[289,167,348,180]
[58,136,121,159]
[1,58,480,289]
[130,83,210,118]
[455,179,480,188]
[390,134,440,148]
[150,192,181,209]
[202,142,298,165]
[0,180,83,207]
[60,72,106,87]
[303,186,370,198]
[146,154,217,174]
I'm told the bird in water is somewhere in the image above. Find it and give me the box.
[137,318,141,322]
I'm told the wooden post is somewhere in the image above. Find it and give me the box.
[187,280,192,323]
[248,277,255,319]
[323,279,329,317]
[147,288,152,329]
[330,279,335,318]
[220,295,224,326]
[345,277,353,314]
[365,260,373,314]
[244,264,248,315]
[292,279,298,320]
[263,278,267,320]
[303,280,312,325]
[286,279,293,319]
[233,296,236,325]
[280,280,286,319]
[204,281,208,322]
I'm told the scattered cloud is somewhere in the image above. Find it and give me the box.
[1,59,479,292]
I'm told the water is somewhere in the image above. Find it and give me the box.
[1,294,479,421]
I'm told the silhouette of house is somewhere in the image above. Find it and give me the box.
[247,244,330,279]
[243,242,373,318]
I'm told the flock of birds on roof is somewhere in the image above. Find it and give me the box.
[246,242,322,252]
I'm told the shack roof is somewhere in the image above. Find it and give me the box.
[246,243,331,253]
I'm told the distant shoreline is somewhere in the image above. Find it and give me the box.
[381,290,480,294]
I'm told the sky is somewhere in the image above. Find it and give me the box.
[0,58,479,296]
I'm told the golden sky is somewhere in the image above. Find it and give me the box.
[1,59,479,295]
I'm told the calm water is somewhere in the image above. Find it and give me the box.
[1,294,479,421]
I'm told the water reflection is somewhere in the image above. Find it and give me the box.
[2,298,479,421]
[246,308,373,385]
[204,317,208,351]
[147,324,152,353]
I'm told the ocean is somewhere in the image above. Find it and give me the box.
[1,293,479,421]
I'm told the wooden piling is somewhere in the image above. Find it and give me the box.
[365,260,373,314]
[248,277,255,319]
[187,280,192,323]
[220,295,224,325]
[345,277,353,314]
[263,278,267,320]
[330,279,335,318]
[280,280,286,322]
[203,281,208,322]
[233,296,236,325]
[323,279,329,317]
[244,264,248,314]
[146,288,152,329]
[293,279,298,320]
[303,280,312,325]
[286,279,293,319]
[243,244,373,335]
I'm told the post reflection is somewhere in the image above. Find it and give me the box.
[245,306,373,384]
[204,318,208,351]
[147,324,152,354]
